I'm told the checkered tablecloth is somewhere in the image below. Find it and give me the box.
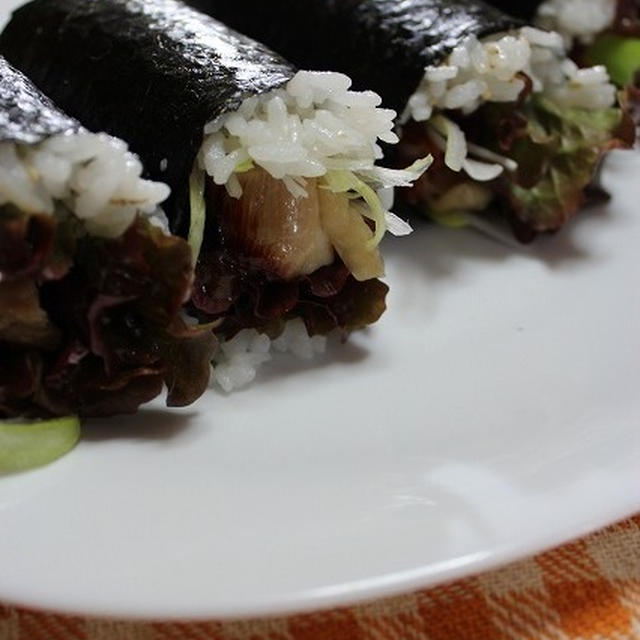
[2,514,638,640]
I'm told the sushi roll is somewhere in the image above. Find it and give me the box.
[0,56,215,419]
[183,0,635,241]
[0,0,429,390]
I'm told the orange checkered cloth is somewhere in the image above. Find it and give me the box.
[2,514,639,640]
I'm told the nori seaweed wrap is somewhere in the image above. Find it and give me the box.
[193,0,523,116]
[0,0,429,390]
[0,56,215,419]
[185,0,634,241]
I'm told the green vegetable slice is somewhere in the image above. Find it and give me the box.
[188,166,206,266]
[234,158,255,173]
[0,416,81,473]
[586,35,640,87]
[322,170,387,249]
[429,210,471,228]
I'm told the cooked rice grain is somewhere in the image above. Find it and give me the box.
[0,132,169,237]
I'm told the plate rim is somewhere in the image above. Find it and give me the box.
[2,500,638,620]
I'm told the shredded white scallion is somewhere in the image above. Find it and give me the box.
[466,142,519,172]
[461,158,504,182]
[384,211,413,236]
[188,167,206,265]
[430,115,467,172]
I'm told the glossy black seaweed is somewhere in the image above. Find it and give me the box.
[480,1,538,21]
[0,56,79,146]
[0,0,295,234]
[186,0,522,115]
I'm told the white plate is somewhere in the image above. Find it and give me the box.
[0,149,638,620]
[1,0,639,617]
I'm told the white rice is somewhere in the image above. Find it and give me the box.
[210,318,326,392]
[198,70,401,199]
[406,27,616,178]
[0,132,170,237]
[535,0,617,47]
